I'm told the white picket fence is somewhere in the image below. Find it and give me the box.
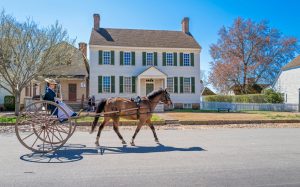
[200,101,299,112]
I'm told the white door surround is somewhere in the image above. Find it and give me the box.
[137,66,167,96]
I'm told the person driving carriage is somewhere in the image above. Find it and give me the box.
[43,78,77,119]
[43,78,58,115]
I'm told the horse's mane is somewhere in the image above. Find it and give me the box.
[147,88,164,100]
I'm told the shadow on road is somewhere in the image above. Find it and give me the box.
[20,143,205,163]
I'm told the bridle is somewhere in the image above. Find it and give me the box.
[159,90,172,105]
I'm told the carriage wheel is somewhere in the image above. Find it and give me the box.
[15,101,75,153]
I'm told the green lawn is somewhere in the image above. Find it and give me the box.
[0,114,163,124]
[0,117,16,123]
[75,114,163,122]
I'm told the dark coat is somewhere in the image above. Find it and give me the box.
[43,87,56,102]
[43,87,57,114]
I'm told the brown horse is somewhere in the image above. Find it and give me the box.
[90,88,172,146]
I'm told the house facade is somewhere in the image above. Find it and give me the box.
[22,43,89,108]
[274,55,300,104]
[89,14,201,110]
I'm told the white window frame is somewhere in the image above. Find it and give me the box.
[123,77,132,93]
[166,53,173,66]
[183,77,191,93]
[103,51,111,65]
[103,76,111,93]
[183,103,192,109]
[167,77,174,93]
[123,52,131,65]
[183,53,190,66]
[146,52,154,66]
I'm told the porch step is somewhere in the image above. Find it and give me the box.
[65,102,88,112]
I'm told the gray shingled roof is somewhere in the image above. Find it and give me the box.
[89,28,201,49]
[282,55,300,71]
[46,47,88,77]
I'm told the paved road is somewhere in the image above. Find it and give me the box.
[1,127,300,187]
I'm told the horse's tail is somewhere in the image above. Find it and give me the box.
[90,98,107,134]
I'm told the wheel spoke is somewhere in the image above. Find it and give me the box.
[45,129,54,151]
[48,125,69,135]
[53,125,64,141]
[42,129,45,152]
[31,130,43,148]
[22,132,35,141]
[48,126,63,142]
[55,124,69,134]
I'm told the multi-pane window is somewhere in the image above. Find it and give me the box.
[103,76,111,93]
[124,52,131,65]
[103,51,111,65]
[183,103,192,109]
[183,53,190,66]
[124,77,132,93]
[166,53,173,66]
[146,53,154,66]
[167,77,174,93]
[183,77,191,93]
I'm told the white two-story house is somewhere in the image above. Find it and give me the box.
[89,14,201,110]
[274,55,300,104]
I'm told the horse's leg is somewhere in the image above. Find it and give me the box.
[95,117,109,146]
[149,123,159,143]
[113,119,126,145]
[130,121,144,146]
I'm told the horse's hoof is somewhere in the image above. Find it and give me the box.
[122,140,127,145]
[95,141,100,146]
[130,142,135,146]
[155,139,159,143]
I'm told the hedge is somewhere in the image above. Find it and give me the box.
[4,95,15,111]
[203,93,281,104]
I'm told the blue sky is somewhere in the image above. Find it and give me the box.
[1,0,300,73]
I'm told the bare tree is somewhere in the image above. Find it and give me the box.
[0,11,77,115]
[200,70,209,87]
[209,17,299,94]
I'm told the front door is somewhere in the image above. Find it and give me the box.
[68,84,77,101]
[146,83,154,95]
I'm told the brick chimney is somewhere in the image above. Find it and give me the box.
[181,17,189,34]
[79,42,87,58]
[93,13,100,30]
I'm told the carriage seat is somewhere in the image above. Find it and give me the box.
[131,96,142,106]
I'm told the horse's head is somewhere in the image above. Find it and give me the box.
[160,89,173,106]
